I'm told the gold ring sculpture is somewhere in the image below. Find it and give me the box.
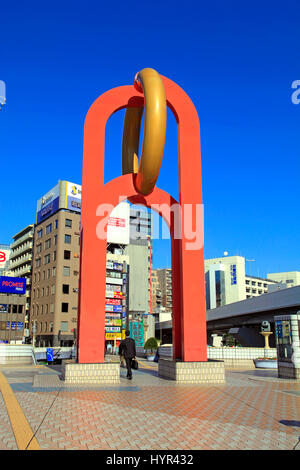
[122,68,167,196]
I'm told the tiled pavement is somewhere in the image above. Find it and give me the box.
[0,359,300,450]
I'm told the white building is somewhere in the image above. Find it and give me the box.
[205,255,278,310]
[267,271,300,288]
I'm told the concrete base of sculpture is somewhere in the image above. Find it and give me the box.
[158,358,226,384]
[62,361,120,385]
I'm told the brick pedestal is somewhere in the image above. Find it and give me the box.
[62,361,120,385]
[158,359,225,384]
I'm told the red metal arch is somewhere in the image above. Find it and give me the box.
[77,76,207,363]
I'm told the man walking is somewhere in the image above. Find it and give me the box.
[119,330,136,380]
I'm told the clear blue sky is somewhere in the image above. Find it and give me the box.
[1,0,299,277]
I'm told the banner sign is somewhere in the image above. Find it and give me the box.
[0,276,26,295]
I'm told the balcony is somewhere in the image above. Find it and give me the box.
[10,253,32,269]
[10,242,33,259]
[11,231,34,249]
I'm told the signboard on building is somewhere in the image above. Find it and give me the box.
[0,276,26,295]
[0,247,11,272]
[36,184,60,224]
[130,321,144,347]
[107,202,130,245]
[65,182,82,213]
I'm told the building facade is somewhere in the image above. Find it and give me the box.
[10,225,34,337]
[205,255,279,310]
[267,271,300,288]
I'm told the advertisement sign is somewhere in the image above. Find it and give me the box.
[0,248,11,271]
[130,321,144,347]
[0,276,26,295]
[105,298,121,306]
[105,304,122,313]
[105,291,123,299]
[107,202,130,245]
[66,182,82,213]
[105,332,122,340]
[0,304,8,313]
[36,184,60,223]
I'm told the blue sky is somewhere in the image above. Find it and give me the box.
[0,0,299,277]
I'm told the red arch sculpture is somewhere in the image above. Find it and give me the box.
[77,75,207,364]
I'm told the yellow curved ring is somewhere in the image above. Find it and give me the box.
[122,68,167,196]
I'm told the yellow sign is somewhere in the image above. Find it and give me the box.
[105,332,122,340]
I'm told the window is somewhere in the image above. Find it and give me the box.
[52,267,56,277]
[51,285,55,295]
[50,304,54,313]
[65,219,72,228]
[44,254,50,264]
[50,321,54,332]
[42,288,44,297]
[62,303,69,313]
[54,235,57,245]
[36,244,42,254]
[55,219,58,229]
[37,229,43,238]
[64,234,71,244]
[45,238,51,250]
[36,258,41,268]
[47,269,51,279]
[60,321,68,332]
[53,251,56,262]
[43,271,46,280]
[63,266,70,276]
[62,284,69,294]
[46,223,52,234]
[64,250,71,260]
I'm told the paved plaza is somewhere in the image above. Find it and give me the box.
[0,358,300,451]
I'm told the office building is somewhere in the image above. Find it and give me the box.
[30,181,81,346]
[205,255,278,310]
[153,268,172,312]
[267,271,300,288]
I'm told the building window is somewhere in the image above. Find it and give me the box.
[53,251,56,262]
[64,250,71,260]
[50,304,54,313]
[51,285,55,294]
[60,321,68,332]
[62,303,69,313]
[62,284,69,294]
[36,244,42,254]
[55,219,58,230]
[44,254,51,264]
[64,234,71,244]
[37,229,43,239]
[63,266,70,276]
[54,235,57,245]
[65,219,72,228]
[36,258,41,268]
[52,267,56,277]
[45,239,51,250]
[46,223,52,234]
[50,321,54,332]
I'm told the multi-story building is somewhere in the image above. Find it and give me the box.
[153,268,172,312]
[205,255,278,310]
[267,271,300,288]
[10,225,34,336]
[30,181,81,346]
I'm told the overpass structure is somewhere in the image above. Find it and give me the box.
[156,286,300,347]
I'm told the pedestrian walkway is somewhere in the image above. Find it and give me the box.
[0,359,299,450]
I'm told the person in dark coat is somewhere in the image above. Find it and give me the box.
[119,330,136,380]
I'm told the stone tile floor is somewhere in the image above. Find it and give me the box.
[0,359,300,451]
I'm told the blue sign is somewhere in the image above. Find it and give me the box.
[37,196,60,223]
[67,196,81,213]
[46,348,54,362]
[130,322,144,347]
[0,276,26,295]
